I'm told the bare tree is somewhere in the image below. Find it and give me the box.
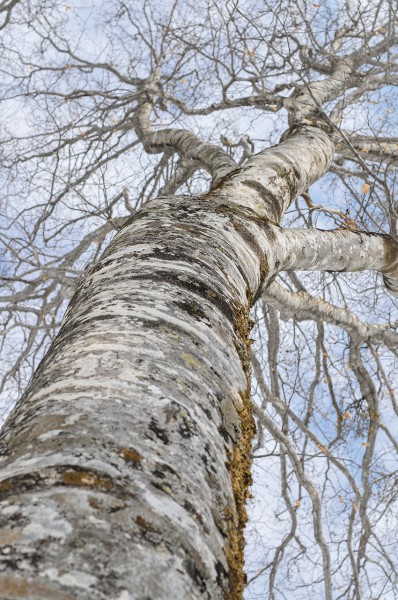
[0,1,398,598]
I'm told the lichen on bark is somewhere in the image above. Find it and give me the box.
[0,124,336,599]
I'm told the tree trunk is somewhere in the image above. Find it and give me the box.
[0,125,333,599]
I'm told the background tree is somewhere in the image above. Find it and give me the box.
[0,0,398,598]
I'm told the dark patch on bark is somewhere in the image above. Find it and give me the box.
[151,480,173,494]
[154,463,179,477]
[183,558,208,595]
[163,402,198,438]
[253,256,269,303]
[240,180,281,222]
[183,500,209,533]
[267,157,300,199]
[380,232,398,271]
[204,168,241,192]
[230,217,266,262]
[119,208,151,231]
[212,202,268,226]
[148,418,169,444]
[273,149,301,176]
[218,423,231,442]
[175,300,209,323]
[241,179,271,203]
[121,448,143,465]
[152,469,167,480]
[215,559,229,589]
[0,466,127,500]
[135,514,158,532]
[201,406,212,421]
[178,420,194,438]
[280,118,334,141]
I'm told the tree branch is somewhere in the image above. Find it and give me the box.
[133,98,238,185]
[263,281,398,350]
[269,228,398,296]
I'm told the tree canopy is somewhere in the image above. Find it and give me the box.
[0,0,398,597]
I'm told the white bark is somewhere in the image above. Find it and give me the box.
[0,119,396,599]
[134,100,238,185]
[268,227,398,296]
[0,124,335,599]
[285,57,355,120]
[209,125,334,223]
[340,134,398,164]
[0,195,253,599]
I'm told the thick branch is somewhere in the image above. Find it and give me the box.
[211,125,334,223]
[270,228,398,296]
[340,134,398,164]
[134,100,238,185]
[286,57,355,120]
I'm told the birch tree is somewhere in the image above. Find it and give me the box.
[0,1,398,598]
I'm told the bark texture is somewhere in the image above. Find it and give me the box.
[0,197,254,600]
[269,228,398,295]
[0,125,341,600]
[133,98,238,185]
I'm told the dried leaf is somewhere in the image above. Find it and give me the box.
[361,183,371,194]
[317,444,328,455]
[343,411,352,420]
[295,499,301,508]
